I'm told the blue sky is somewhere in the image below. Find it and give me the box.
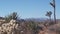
[0,0,60,19]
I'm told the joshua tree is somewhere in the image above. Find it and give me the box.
[50,0,56,23]
[46,11,52,22]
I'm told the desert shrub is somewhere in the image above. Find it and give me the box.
[4,12,18,22]
[25,20,44,34]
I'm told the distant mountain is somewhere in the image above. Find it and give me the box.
[24,18,48,22]
[0,17,4,20]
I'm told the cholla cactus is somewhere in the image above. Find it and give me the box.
[0,19,20,34]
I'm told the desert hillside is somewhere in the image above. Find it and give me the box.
[0,17,60,34]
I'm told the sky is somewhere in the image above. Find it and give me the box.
[0,0,60,19]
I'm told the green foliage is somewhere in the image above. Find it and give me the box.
[26,21,36,30]
[26,21,38,34]
[11,12,18,20]
[4,12,18,22]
